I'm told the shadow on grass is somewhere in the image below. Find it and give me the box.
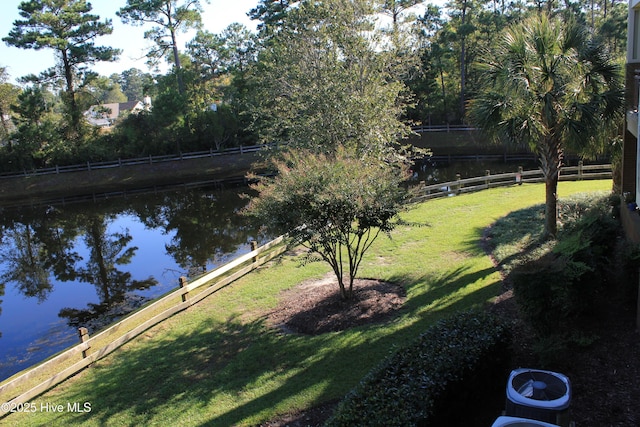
[58,314,393,426]
[53,261,504,426]
[207,269,504,426]
[471,204,549,266]
[399,264,501,315]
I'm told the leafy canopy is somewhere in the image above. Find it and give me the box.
[4,0,118,62]
[246,148,408,300]
[118,0,207,93]
[248,0,412,160]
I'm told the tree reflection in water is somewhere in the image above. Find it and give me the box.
[132,187,267,272]
[0,186,263,336]
[1,223,52,303]
[59,213,157,331]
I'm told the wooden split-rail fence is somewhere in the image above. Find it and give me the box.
[0,162,613,415]
[0,235,287,416]
[409,162,612,203]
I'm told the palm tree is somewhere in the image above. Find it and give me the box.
[467,14,623,237]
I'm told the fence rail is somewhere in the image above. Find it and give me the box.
[429,153,537,163]
[425,153,610,164]
[0,163,614,414]
[412,124,478,133]
[0,140,594,181]
[0,144,268,180]
[410,163,612,202]
[0,235,287,416]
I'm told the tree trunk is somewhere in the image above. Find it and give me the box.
[544,173,559,238]
[337,274,349,300]
[459,0,467,120]
[163,1,185,96]
[170,28,185,95]
[539,136,562,238]
[331,263,348,300]
[347,275,354,300]
[0,107,11,151]
[61,49,80,135]
[439,65,446,115]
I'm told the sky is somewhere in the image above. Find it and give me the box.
[0,0,259,84]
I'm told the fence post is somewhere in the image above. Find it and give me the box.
[179,276,189,302]
[578,160,583,180]
[485,170,490,188]
[251,241,258,263]
[456,173,462,194]
[87,161,91,171]
[78,327,90,359]
[516,166,523,185]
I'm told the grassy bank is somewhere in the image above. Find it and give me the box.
[1,180,612,426]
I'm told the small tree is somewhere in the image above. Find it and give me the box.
[246,149,407,300]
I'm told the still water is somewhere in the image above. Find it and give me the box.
[0,185,266,381]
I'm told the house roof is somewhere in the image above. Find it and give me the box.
[97,103,121,120]
[119,100,143,112]
[95,101,143,119]
[84,100,147,127]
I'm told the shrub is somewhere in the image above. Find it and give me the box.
[510,195,619,337]
[326,310,512,427]
[246,148,407,300]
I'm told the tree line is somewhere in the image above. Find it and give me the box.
[0,0,627,172]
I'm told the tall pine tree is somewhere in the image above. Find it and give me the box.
[4,0,119,138]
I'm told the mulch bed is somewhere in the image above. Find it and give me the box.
[259,275,406,426]
[266,274,406,335]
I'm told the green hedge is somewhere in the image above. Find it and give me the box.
[326,310,512,426]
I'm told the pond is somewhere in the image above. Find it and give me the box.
[0,185,267,381]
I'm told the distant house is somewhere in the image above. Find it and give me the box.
[84,96,152,127]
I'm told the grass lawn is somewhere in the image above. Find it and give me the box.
[1,180,612,427]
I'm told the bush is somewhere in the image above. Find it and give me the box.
[510,195,620,336]
[326,310,512,427]
[246,148,407,300]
